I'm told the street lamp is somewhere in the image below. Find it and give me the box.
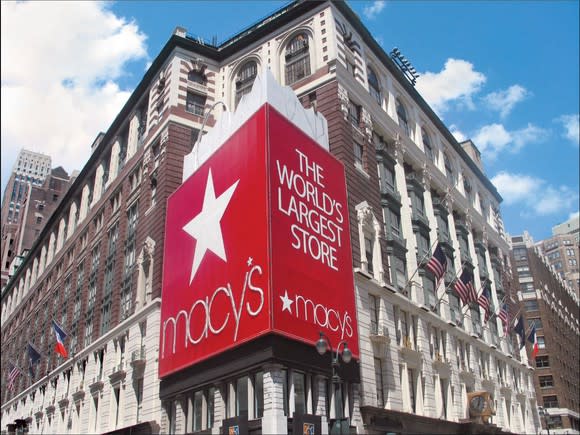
[316,331,353,435]
[538,406,550,435]
[316,332,352,385]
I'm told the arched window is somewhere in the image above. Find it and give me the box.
[187,70,206,85]
[422,128,434,161]
[367,67,381,105]
[235,60,258,108]
[444,153,456,186]
[285,33,310,85]
[396,98,410,137]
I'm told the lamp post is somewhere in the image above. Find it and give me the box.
[538,406,550,435]
[315,332,352,434]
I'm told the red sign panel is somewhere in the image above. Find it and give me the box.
[159,105,358,378]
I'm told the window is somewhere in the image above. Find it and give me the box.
[186,92,206,116]
[285,33,310,85]
[374,358,384,407]
[367,67,381,104]
[539,376,554,388]
[369,294,379,334]
[354,142,364,168]
[520,282,534,293]
[235,60,258,107]
[543,395,559,408]
[422,129,434,161]
[444,153,456,186]
[253,372,264,419]
[569,259,577,266]
[529,318,543,329]
[537,336,545,349]
[536,356,549,368]
[236,376,249,417]
[391,256,407,292]
[524,300,539,311]
[292,371,306,415]
[383,207,401,239]
[396,98,410,137]
[348,100,361,126]
[407,368,416,413]
[187,69,206,84]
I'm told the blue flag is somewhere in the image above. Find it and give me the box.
[27,343,42,378]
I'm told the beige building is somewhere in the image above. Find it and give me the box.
[1,1,540,434]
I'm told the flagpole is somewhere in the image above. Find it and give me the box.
[402,237,441,293]
[461,276,491,316]
[487,294,508,323]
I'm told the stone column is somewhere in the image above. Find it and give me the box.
[262,364,287,434]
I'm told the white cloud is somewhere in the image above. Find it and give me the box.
[472,123,548,160]
[492,171,578,216]
[449,124,467,142]
[556,114,579,145]
[0,1,148,193]
[363,1,386,20]
[569,211,580,221]
[416,58,486,114]
[483,84,530,118]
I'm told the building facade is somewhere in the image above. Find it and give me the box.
[511,233,580,433]
[1,1,540,434]
[1,150,53,288]
[536,214,580,298]
[1,167,73,289]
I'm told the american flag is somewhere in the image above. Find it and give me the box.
[477,287,492,322]
[498,303,509,334]
[453,269,477,305]
[425,244,447,288]
[7,362,21,391]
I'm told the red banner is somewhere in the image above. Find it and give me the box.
[159,105,358,378]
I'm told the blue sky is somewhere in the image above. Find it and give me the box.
[1,1,578,241]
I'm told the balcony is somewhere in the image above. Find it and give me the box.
[399,335,422,364]
[72,383,85,402]
[432,352,452,377]
[370,323,390,354]
[89,374,104,393]
[109,361,127,384]
[131,346,146,365]
[459,364,476,383]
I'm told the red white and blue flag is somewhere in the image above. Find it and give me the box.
[527,324,539,358]
[498,303,510,335]
[425,243,447,288]
[477,286,492,322]
[52,320,68,358]
[7,361,21,391]
[454,269,477,305]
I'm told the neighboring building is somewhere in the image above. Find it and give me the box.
[537,232,580,298]
[510,233,580,434]
[1,2,540,434]
[552,214,580,239]
[1,149,51,225]
[1,167,73,288]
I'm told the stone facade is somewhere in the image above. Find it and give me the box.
[1,1,541,434]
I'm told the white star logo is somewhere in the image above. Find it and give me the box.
[183,169,239,284]
[280,290,294,314]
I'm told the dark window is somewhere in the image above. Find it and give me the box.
[348,100,361,126]
[285,33,310,85]
[354,142,364,168]
[374,357,384,407]
[524,300,539,311]
[367,67,381,104]
[235,60,258,107]
[539,376,554,388]
[396,98,410,136]
[543,395,559,408]
[535,356,549,368]
[186,92,206,116]
[187,70,206,84]
[422,128,434,161]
